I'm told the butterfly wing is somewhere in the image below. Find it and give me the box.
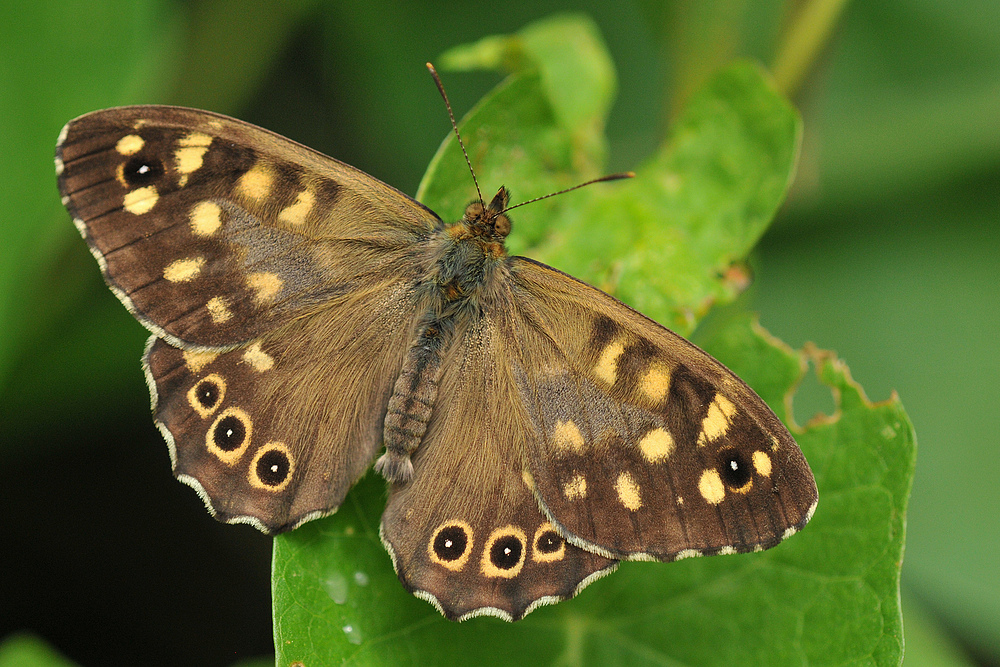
[58,105,442,532]
[143,278,420,533]
[56,105,441,349]
[380,316,618,621]
[503,258,817,561]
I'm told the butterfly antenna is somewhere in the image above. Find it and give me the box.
[427,62,484,205]
[501,172,635,214]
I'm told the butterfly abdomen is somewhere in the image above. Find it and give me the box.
[376,201,511,485]
[376,321,449,484]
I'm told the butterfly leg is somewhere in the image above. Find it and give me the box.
[375,322,447,484]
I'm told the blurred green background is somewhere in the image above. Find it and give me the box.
[0,1,996,665]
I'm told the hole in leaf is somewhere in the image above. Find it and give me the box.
[791,360,837,426]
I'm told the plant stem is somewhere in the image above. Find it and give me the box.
[772,0,851,97]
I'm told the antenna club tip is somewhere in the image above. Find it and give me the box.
[426,62,436,73]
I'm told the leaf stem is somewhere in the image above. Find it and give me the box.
[772,0,851,97]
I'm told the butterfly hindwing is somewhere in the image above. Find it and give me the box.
[502,258,818,560]
[56,105,441,349]
[380,316,618,621]
[144,276,425,533]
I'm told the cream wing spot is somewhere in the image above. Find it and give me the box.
[174,133,213,184]
[638,427,675,463]
[182,349,219,373]
[563,474,587,500]
[237,162,273,200]
[163,257,206,282]
[552,419,585,453]
[242,342,274,372]
[640,363,671,402]
[698,469,726,504]
[247,271,283,305]
[594,339,626,384]
[123,186,159,215]
[182,350,219,373]
[698,393,737,446]
[190,200,223,236]
[115,134,144,155]
[753,450,773,477]
[175,132,212,169]
[178,131,213,148]
[206,297,232,323]
[615,472,642,511]
[278,188,315,225]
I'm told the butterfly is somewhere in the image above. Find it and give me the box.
[55,69,816,622]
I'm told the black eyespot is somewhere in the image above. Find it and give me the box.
[433,525,469,562]
[719,448,752,488]
[213,415,246,452]
[256,448,290,487]
[194,380,220,409]
[122,155,164,186]
[490,535,523,570]
[535,530,563,554]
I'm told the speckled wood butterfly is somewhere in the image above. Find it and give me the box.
[56,69,816,622]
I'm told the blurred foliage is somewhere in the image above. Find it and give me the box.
[0,0,994,665]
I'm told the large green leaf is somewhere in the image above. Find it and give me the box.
[0,634,77,667]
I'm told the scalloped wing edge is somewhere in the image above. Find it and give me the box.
[140,335,339,535]
[533,489,818,563]
[377,522,619,622]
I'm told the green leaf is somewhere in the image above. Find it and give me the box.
[699,314,915,667]
[0,634,78,667]
[536,61,801,336]
[270,16,912,666]
[438,13,616,148]
[0,0,180,402]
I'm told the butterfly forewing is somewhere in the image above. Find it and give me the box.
[502,259,817,560]
[56,105,441,349]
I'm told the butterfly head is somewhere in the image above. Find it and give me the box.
[461,186,512,242]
